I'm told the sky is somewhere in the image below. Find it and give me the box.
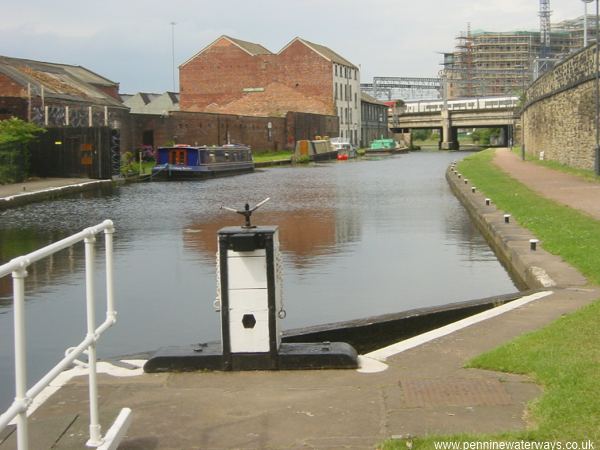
[0,0,590,93]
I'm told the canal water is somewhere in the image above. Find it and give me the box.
[0,151,517,410]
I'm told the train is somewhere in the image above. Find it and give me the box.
[385,96,519,114]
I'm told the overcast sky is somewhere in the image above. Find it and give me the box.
[0,0,589,93]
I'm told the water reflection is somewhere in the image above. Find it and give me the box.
[183,208,362,268]
[0,228,86,306]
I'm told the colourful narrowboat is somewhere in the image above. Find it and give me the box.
[151,144,255,180]
[293,139,338,162]
[365,138,407,155]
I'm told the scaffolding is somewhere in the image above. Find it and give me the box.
[539,0,552,58]
[444,21,577,99]
[360,77,441,101]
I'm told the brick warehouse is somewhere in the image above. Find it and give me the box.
[179,35,360,146]
[0,55,130,179]
[126,110,338,152]
[0,55,128,134]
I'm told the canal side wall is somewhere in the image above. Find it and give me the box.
[522,43,597,170]
[0,179,115,211]
[446,166,587,289]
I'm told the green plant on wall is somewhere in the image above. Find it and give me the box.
[0,117,45,144]
[0,118,45,184]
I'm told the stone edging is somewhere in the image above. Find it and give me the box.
[0,179,114,211]
[446,165,588,289]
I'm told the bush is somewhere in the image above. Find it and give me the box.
[0,118,45,145]
[0,118,45,183]
[471,128,501,145]
[412,129,432,141]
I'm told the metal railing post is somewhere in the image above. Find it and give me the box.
[84,234,102,447]
[104,224,115,321]
[12,266,29,450]
[0,220,130,450]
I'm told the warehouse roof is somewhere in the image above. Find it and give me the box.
[0,55,125,108]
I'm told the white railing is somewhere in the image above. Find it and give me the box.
[0,220,132,449]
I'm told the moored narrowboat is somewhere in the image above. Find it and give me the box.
[151,144,255,180]
[293,139,338,162]
[365,138,407,155]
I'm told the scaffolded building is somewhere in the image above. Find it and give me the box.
[446,18,590,99]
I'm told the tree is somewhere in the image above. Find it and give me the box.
[471,128,501,145]
[412,129,432,141]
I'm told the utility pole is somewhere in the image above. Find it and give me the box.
[171,22,176,92]
[583,0,594,47]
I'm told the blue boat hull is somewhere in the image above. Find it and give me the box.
[151,162,255,180]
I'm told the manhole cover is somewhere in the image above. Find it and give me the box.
[400,378,512,407]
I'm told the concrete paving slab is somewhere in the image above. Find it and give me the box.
[0,413,78,449]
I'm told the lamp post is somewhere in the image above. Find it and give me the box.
[584,0,594,47]
[170,22,176,92]
[516,65,527,160]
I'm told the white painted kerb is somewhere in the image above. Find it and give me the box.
[363,291,553,363]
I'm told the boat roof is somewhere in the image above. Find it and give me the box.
[158,144,251,150]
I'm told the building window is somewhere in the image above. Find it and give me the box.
[335,83,338,100]
[335,65,337,76]
[354,93,357,108]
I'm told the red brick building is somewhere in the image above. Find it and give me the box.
[179,36,361,145]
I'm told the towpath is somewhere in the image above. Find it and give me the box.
[0,178,95,198]
[494,148,600,220]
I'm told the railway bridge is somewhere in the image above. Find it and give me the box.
[391,96,519,150]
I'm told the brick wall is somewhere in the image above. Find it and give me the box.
[277,40,333,111]
[179,37,335,117]
[128,110,338,152]
[0,73,27,119]
[523,44,597,169]
[0,73,25,97]
[180,39,269,111]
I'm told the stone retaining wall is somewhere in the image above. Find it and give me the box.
[445,165,587,289]
[523,44,598,169]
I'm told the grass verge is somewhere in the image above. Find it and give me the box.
[382,149,600,449]
[121,160,155,176]
[459,149,600,285]
[252,150,292,162]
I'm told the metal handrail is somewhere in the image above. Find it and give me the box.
[0,220,132,449]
